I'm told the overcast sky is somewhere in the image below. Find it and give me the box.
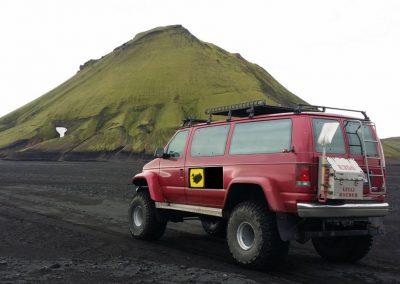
[0,0,399,138]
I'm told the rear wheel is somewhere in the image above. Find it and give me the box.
[312,235,373,263]
[200,216,227,237]
[226,201,289,269]
[128,190,167,240]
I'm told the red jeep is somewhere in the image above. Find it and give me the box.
[129,100,389,269]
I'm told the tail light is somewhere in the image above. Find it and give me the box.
[296,165,311,187]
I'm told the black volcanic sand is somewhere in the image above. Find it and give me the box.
[0,160,399,283]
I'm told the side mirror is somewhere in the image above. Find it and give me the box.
[318,122,339,146]
[154,147,169,159]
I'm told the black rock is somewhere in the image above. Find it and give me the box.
[50,263,61,269]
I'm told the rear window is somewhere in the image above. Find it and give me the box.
[345,121,378,157]
[313,119,346,154]
[230,119,292,155]
[190,125,230,157]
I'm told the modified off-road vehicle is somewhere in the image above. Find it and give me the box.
[129,100,389,269]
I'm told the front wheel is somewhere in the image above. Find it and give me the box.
[312,235,373,263]
[128,190,167,240]
[227,201,289,269]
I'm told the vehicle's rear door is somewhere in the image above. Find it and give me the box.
[312,117,349,200]
[344,120,385,197]
[312,118,348,159]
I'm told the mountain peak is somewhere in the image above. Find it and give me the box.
[111,25,196,54]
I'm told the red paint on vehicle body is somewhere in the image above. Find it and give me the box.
[132,112,386,213]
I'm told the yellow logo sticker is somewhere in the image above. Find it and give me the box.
[189,168,205,188]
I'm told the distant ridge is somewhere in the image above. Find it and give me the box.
[382,137,400,159]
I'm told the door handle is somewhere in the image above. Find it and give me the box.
[179,169,184,178]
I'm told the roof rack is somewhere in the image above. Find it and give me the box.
[204,100,369,121]
[205,100,295,120]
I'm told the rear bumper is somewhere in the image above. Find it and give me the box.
[297,202,390,218]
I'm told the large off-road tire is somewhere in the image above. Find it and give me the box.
[227,201,289,269]
[312,235,373,263]
[200,216,227,237]
[128,190,167,241]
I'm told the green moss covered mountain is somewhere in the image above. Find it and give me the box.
[0,25,306,159]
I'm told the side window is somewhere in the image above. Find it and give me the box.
[345,121,378,157]
[313,118,346,154]
[190,125,230,157]
[166,130,189,158]
[230,119,292,155]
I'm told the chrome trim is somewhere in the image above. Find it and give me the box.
[133,206,144,227]
[297,202,389,218]
[155,202,222,217]
[237,222,255,250]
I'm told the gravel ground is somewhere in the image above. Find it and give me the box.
[0,160,399,283]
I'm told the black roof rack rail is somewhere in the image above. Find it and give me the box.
[204,100,370,121]
[296,104,369,120]
[182,117,208,128]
